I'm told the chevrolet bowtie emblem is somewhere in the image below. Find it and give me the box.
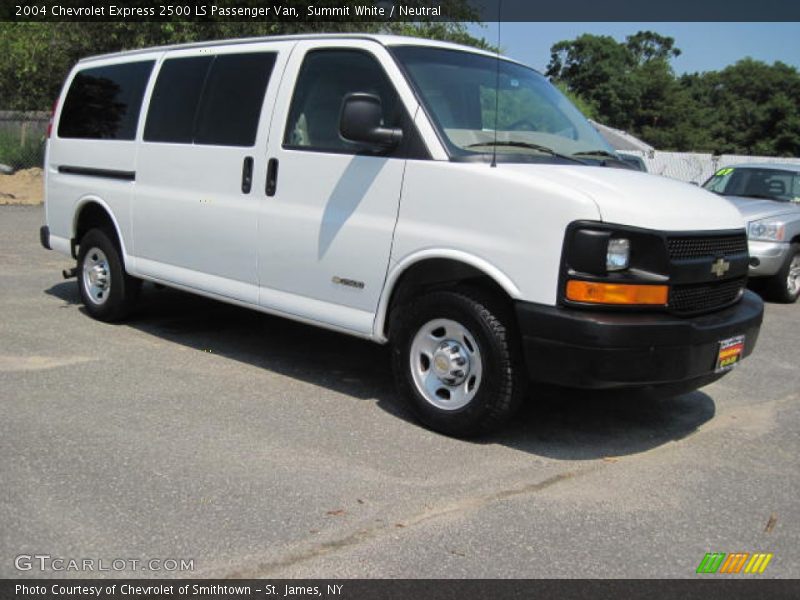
[711,257,731,277]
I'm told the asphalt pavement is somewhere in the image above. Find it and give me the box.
[1,205,798,579]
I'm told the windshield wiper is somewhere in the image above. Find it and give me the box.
[465,141,586,164]
[736,193,784,201]
[571,150,630,166]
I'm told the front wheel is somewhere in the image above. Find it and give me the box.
[765,243,800,303]
[390,288,526,437]
[77,228,140,321]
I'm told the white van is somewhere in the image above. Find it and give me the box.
[40,34,763,436]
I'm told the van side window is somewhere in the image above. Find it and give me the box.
[144,56,212,144]
[284,50,400,153]
[195,53,276,146]
[58,61,154,140]
[144,53,275,146]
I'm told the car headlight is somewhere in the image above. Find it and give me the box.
[748,219,785,242]
[606,238,630,271]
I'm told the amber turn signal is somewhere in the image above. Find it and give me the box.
[566,280,668,305]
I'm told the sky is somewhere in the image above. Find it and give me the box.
[467,22,800,74]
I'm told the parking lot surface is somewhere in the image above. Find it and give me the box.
[1,205,798,578]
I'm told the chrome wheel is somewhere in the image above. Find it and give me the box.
[787,254,800,297]
[82,247,111,305]
[409,318,483,411]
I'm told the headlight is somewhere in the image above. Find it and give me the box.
[565,225,664,278]
[748,219,785,242]
[606,238,630,271]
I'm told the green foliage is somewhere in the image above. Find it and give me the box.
[0,12,489,111]
[0,130,45,169]
[687,59,800,156]
[547,31,800,156]
[547,34,640,130]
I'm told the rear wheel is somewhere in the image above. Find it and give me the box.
[77,228,140,321]
[390,288,526,437]
[764,243,800,303]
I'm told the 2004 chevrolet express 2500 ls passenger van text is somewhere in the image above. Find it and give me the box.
[39,35,764,436]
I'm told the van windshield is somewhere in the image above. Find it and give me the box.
[392,46,615,163]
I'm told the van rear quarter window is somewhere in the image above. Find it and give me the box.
[144,52,276,146]
[58,61,154,140]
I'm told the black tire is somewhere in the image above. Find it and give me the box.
[77,228,141,322]
[764,243,800,304]
[390,287,526,437]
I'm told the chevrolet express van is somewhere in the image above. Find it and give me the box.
[40,35,763,436]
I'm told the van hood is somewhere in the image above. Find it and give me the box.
[724,195,800,222]
[504,164,745,231]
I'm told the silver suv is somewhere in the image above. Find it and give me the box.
[704,163,800,303]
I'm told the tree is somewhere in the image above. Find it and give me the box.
[697,59,800,156]
[625,31,680,64]
[546,31,683,135]
[546,34,639,130]
[546,31,800,156]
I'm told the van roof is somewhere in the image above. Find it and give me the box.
[81,33,501,63]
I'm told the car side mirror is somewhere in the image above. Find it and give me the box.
[339,93,402,150]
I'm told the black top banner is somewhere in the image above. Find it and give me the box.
[2,0,800,22]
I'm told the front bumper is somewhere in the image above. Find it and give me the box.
[40,225,50,250]
[515,290,763,389]
[748,240,791,277]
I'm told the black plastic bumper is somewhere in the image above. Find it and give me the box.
[515,290,763,389]
[40,225,50,250]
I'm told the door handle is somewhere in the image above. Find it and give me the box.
[241,156,254,194]
[266,158,279,197]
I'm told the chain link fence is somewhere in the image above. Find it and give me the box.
[0,111,48,173]
[619,150,800,184]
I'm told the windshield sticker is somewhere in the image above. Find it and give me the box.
[716,168,734,176]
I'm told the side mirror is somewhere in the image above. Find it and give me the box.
[339,93,402,150]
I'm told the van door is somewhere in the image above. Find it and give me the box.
[132,44,287,303]
[259,42,420,334]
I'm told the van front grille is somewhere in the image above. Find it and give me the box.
[669,277,746,315]
[667,234,748,260]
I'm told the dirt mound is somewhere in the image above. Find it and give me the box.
[0,167,44,205]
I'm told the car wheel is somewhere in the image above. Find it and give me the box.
[765,243,800,303]
[390,288,526,437]
[77,228,141,321]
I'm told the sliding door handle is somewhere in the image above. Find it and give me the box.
[241,156,254,194]
[266,158,279,197]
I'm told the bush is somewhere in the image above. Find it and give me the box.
[0,130,45,170]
